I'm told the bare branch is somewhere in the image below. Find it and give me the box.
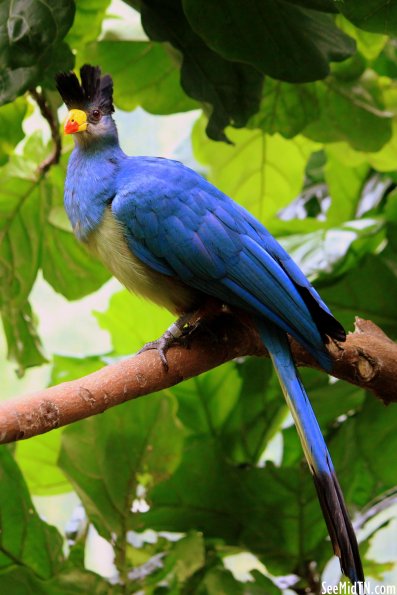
[29,88,61,174]
[0,316,395,445]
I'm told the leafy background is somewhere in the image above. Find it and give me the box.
[1,0,397,592]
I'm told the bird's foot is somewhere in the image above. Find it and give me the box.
[137,331,177,370]
[137,313,194,371]
[138,300,226,371]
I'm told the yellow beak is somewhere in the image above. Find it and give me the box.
[64,109,87,134]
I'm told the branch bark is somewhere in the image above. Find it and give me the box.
[0,316,396,445]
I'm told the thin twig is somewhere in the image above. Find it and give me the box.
[29,88,62,174]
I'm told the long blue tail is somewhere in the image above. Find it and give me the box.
[258,320,364,587]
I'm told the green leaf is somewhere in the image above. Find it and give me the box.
[335,15,388,61]
[197,567,244,595]
[94,288,173,355]
[331,395,397,507]
[66,0,112,50]
[0,565,117,594]
[192,115,316,223]
[137,0,263,142]
[249,79,320,139]
[15,429,72,496]
[0,0,75,104]
[303,75,393,152]
[42,224,110,301]
[171,358,285,464]
[280,218,386,282]
[135,438,331,576]
[0,144,48,371]
[170,532,205,582]
[319,252,397,337]
[324,149,369,225]
[183,0,355,83]
[0,98,27,165]
[0,446,64,578]
[336,0,397,36]
[1,300,47,374]
[81,41,198,114]
[51,354,105,385]
[59,393,184,539]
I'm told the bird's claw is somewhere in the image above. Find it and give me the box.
[137,330,176,370]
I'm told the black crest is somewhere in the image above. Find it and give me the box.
[56,65,114,114]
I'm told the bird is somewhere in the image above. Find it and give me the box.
[56,64,364,587]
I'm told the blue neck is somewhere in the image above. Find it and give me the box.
[64,138,126,241]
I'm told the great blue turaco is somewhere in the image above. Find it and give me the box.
[56,65,364,587]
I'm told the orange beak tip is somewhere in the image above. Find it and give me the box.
[64,120,79,134]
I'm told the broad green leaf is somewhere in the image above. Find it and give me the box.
[192,116,316,223]
[136,0,263,142]
[249,79,320,138]
[337,0,397,36]
[331,395,397,507]
[303,75,393,152]
[59,393,184,539]
[16,429,71,496]
[42,224,110,301]
[66,0,112,50]
[171,358,285,464]
[0,446,64,578]
[81,41,197,114]
[51,354,105,385]
[183,0,355,82]
[0,98,27,165]
[324,150,369,224]
[94,288,173,355]
[1,300,47,374]
[0,0,75,104]
[319,252,397,337]
[0,149,48,370]
[135,438,331,576]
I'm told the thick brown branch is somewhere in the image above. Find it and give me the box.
[0,316,395,445]
[29,88,61,174]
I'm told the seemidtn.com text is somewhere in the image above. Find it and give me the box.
[321,582,396,595]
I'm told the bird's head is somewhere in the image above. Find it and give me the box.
[56,64,116,146]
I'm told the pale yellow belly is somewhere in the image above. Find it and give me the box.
[85,208,198,314]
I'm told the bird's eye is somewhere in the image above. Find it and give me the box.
[91,109,101,121]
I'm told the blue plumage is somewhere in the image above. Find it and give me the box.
[56,66,364,587]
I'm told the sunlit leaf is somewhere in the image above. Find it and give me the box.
[81,41,197,114]
[94,288,173,355]
[192,115,316,223]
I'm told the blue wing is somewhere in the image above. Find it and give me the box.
[113,157,343,369]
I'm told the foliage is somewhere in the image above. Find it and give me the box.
[1,0,397,592]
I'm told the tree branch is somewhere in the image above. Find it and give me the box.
[0,316,395,445]
[29,88,61,174]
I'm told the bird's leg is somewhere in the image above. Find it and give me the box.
[137,299,226,370]
[137,312,196,370]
